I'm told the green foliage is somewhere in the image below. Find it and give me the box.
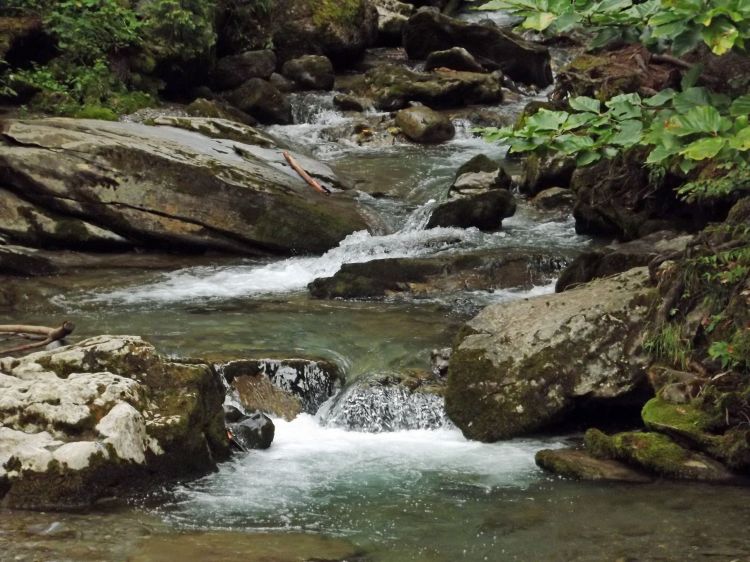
[141,0,217,61]
[479,0,750,55]
[482,87,750,200]
[645,323,694,369]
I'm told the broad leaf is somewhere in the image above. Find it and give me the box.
[568,96,601,113]
[730,95,750,117]
[523,11,557,30]
[729,127,750,150]
[667,106,725,136]
[681,137,727,160]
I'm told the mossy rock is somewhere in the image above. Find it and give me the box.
[535,448,652,483]
[584,429,735,481]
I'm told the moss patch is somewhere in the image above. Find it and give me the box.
[312,0,361,28]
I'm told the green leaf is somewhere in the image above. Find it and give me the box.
[644,88,676,107]
[576,150,601,166]
[681,137,727,160]
[729,127,750,151]
[523,11,557,30]
[667,106,725,136]
[568,96,601,113]
[730,95,750,117]
[526,109,569,131]
[610,119,644,146]
[673,88,711,114]
[646,144,679,164]
[701,19,739,55]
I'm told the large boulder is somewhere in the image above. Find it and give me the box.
[211,50,277,91]
[0,336,229,509]
[403,10,552,87]
[0,119,369,255]
[445,267,656,441]
[224,78,293,124]
[395,105,455,143]
[281,55,335,91]
[227,412,275,450]
[308,249,568,299]
[535,448,652,482]
[363,64,503,110]
[426,189,516,230]
[270,0,378,67]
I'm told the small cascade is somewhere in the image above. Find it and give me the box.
[320,379,451,432]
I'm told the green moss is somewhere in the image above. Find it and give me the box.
[74,105,118,120]
[312,0,361,27]
[641,397,714,438]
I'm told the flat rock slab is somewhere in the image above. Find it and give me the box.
[536,448,652,483]
[0,118,369,255]
[308,249,570,299]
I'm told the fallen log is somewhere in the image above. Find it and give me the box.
[0,321,75,355]
[282,151,331,195]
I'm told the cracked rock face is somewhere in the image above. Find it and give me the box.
[0,336,229,510]
[445,268,656,442]
[0,118,369,255]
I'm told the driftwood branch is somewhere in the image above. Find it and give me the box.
[282,151,331,195]
[0,321,75,355]
[651,54,693,70]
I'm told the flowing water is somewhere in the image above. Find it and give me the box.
[3,67,750,562]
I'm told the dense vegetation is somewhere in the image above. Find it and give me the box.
[0,0,247,117]
[480,0,750,378]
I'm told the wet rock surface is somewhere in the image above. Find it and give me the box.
[212,50,277,91]
[0,245,59,277]
[309,249,568,299]
[0,336,229,509]
[224,78,293,124]
[446,268,656,441]
[281,55,335,91]
[403,9,553,87]
[426,189,516,231]
[395,105,455,143]
[227,412,275,450]
[0,118,369,255]
[535,448,653,483]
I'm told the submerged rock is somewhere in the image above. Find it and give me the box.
[309,249,567,299]
[403,9,552,87]
[395,105,455,143]
[0,119,369,255]
[445,268,656,442]
[0,336,229,509]
[322,371,449,432]
[535,448,652,483]
[227,412,275,450]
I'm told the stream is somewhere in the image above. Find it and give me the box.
[3,56,750,562]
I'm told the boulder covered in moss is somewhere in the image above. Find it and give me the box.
[584,429,735,482]
[211,50,277,91]
[0,118,370,255]
[271,0,378,67]
[281,55,335,91]
[403,9,552,87]
[395,105,455,143]
[0,336,230,509]
[363,64,503,110]
[224,78,293,124]
[445,267,656,441]
[535,448,652,482]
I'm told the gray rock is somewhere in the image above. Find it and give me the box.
[333,93,370,112]
[0,245,58,277]
[227,412,275,450]
[395,105,455,143]
[373,0,412,46]
[0,119,369,255]
[425,47,484,73]
[0,336,229,509]
[268,72,296,93]
[556,231,693,292]
[403,9,552,87]
[281,55,335,91]
[531,187,576,211]
[212,50,277,91]
[186,97,257,126]
[445,268,656,441]
[224,78,293,124]
[426,189,516,231]
[364,64,503,110]
[535,448,653,482]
